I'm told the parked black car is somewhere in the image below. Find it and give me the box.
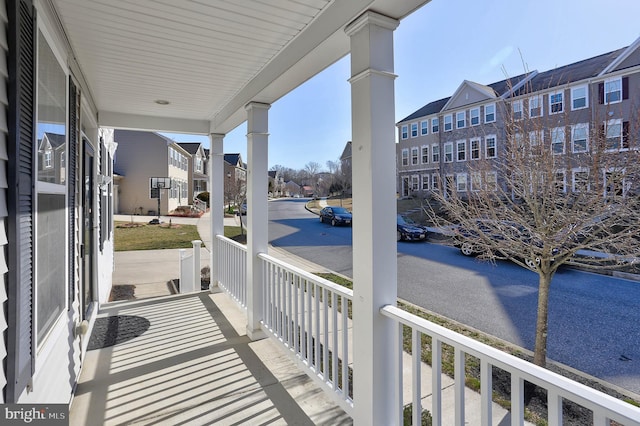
[397,215,428,241]
[319,206,352,226]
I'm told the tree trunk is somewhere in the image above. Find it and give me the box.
[534,272,552,367]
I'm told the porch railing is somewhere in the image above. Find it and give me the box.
[381,304,640,426]
[216,235,247,307]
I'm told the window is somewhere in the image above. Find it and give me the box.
[571,123,589,153]
[36,31,67,346]
[401,149,409,166]
[604,77,622,104]
[444,142,453,163]
[411,175,419,191]
[411,147,419,165]
[549,90,564,114]
[432,144,440,163]
[431,117,439,133]
[486,172,498,191]
[421,146,429,164]
[420,120,428,136]
[456,173,467,191]
[529,95,543,117]
[456,140,466,161]
[470,138,480,160]
[444,114,453,131]
[401,125,408,140]
[554,171,566,193]
[470,172,481,191]
[529,130,544,147]
[551,127,565,154]
[512,100,523,120]
[604,119,629,151]
[572,168,589,192]
[485,135,496,158]
[411,123,418,138]
[431,174,439,190]
[484,103,496,123]
[456,111,465,129]
[571,85,588,110]
[422,174,429,191]
[604,170,625,197]
[470,108,480,126]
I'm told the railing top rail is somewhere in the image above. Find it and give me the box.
[216,234,248,252]
[381,304,640,425]
[258,252,353,300]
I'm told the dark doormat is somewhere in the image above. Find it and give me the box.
[88,315,151,350]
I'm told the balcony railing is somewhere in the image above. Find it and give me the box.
[214,236,640,425]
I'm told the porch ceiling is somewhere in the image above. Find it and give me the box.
[50,0,430,135]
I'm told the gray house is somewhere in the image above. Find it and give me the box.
[177,142,209,204]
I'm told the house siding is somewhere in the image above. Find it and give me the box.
[0,0,9,403]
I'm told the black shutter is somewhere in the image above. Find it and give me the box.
[622,76,629,100]
[6,0,36,403]
[68,78,78,308]
[598,82,604,104]
[622,121,630,149]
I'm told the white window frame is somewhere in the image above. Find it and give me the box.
[411,147,419,165]
[486,171,498,191]
[603,168,627,197]
[411,174,420,191]
[431,174,439,190]
[411,122,418,138]
[571,85,588,110]
[572,168,590,192]
[604,77,622,104]
[456,140,467,162]
[470,172,481,192]
[529,95,543,117]
[551,127,565,154]
[432,144,440,163]
[444,142,453,163]
[470,138,481,160]
[456,111,466,129]
[470,107,480,126]
[484,103,496,123]
[431,117,439,133]
[571,123,589,153]
[605,119,627,152]
[420,120,428,136]
[422,174,430,191]
[554,170,567,193]
[512,100,523,120]
[444,114,453,132]
[485,135,497,159]
[401,148,409,166]
[401,125,408,140]
[421,145,429,164]
[529,130,544,147]
[549,90,564,114]
[456,173,468,192]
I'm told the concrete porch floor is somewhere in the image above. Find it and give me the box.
[69,291,352,425]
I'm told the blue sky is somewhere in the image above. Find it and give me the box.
[163,0,640,171]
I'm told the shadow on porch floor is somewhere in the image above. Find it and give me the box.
[70,291,351,425]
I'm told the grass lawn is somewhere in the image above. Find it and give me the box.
[114,221,245,251]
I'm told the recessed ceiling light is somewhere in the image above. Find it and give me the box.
[155,99,170,105]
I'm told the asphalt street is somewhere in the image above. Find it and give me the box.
[267,198,640,395]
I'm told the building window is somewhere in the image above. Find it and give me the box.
[571,85,588,110]
[486,172,497,191]
[422,174,429,191]
[421,146,429,164]
[605,119,629,151]
[512,100,523,120]
[470,138,480,160]
[420,120,428,136]
[444,142,453,163]
[604,77,622,104]
[401,125,408,140]
[456,111,465,129]
[36,30,67,346]
[432,144,440,163]
[411,123,418,138]
[401,149,409,166]
[470,107,480,126]
[529,95,543,117]
[604,170,625,197]
[485,135,496,158]
[431,117,439,133]
[484,103,496,123]
[444,114,453,132]
[572,168,589,192]
[456,173,467,192]
[470,172,481,191]
[571,123,589,153]
[551,127,565,154]
[432,174,439,190]
[554,171,566,193]
[529,130,544,148]
[456,140,466,162]
[411,175,419,191]
[411,147,419,165]
[549,90,564,114]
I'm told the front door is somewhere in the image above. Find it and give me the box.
[81,140,95,319]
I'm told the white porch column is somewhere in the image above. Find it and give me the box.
[345,11,399,426]
[245,102,270,340]
[209,133,225,290]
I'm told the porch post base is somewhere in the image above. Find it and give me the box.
[246,326,267,341]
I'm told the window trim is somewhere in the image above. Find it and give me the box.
[456,139,467,162]
[485,135,497,159]
[420,120,428,136]
[604,77,622,104]
[551,127,566,155]
[572,167,590,192]
[431,144,440,163]
[549,90,564,114]
[421,145,429,164]
[456,111,466,129]
[421,173,430,191]
[411,147,419,165]
[529,95,543,117]
[443,114,453,132]
[444,142,453,163]
[571,85,588,110]
[431,117,439,133]
[401,148,409,166]
[512,99,523,120]
[470,138,481,160]
[571,123,589,153]
[484,103,496,123]
[410,122,418,138]
[470,107,480,126]
[456,173,467,192]
[401,124,408,140]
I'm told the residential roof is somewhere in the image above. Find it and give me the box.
[41,132,66,148]
[399,97,450,123]
[512,47,628,96]
[224,153,242,166]
[176,142,203,155]
[340,141,352,160]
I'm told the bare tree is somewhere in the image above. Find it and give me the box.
[426,96,640,367]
